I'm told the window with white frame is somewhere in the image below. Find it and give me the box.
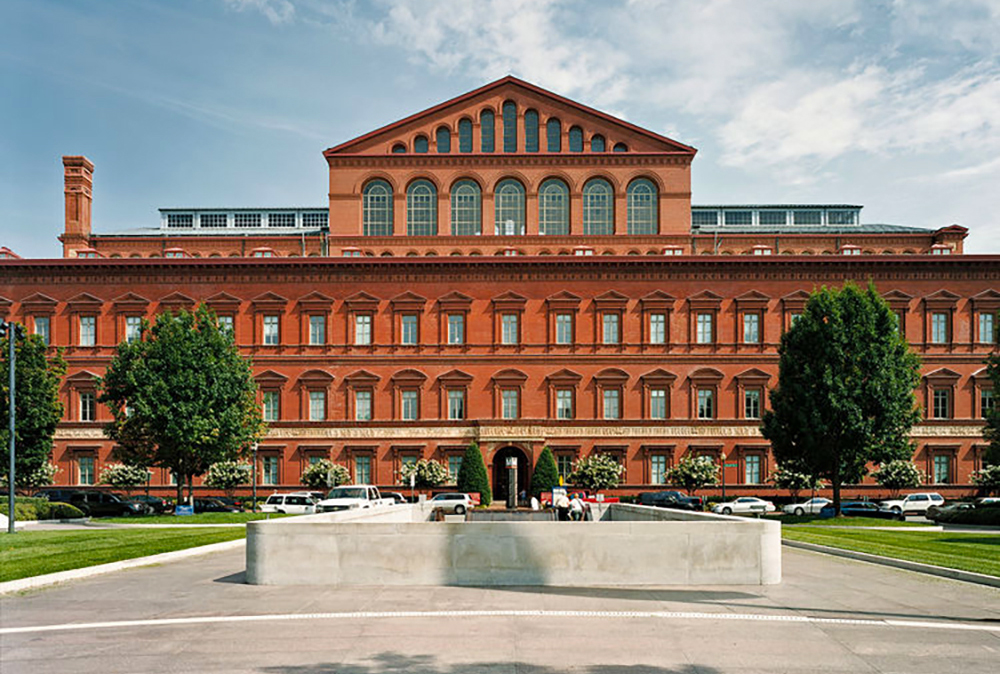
[447,314,465,345]
[556,388,574,419]
[401,390,418,421]
[309,315,325,345]
[355,390,373,421]
[557,455,573,480]
[354,314,372,345]
[982,388,994,418]
[262,456,279,485]
[34,316,51,345]
[79,391,96,422]
[79,315,96,346]
[354,455,372,484]
[649,313,666,344]
[602,388,621,420]
[743,313,760,343]
[400,314,418,345]
[125,316,142,343]
[697,388,714,419]
[167,213,193,228]
[501,389,519,419]
[602,313,620,344]
[931,312,948,344]
[933,455,950,483]
[78,456,95,485]
[309,390,326,421]
[841,246,861,256]
[752,246,772,256]
[650,388,667,420]
[650,454,668,484]
[217,315,234,335]
[696,313,713,344]
[744,389,761,419]
[448,455,463,482]
[269,212,295,227]
[263,390,280,422]
[234,212,261,228]
[932,388,951,419]
[556,313,573,344]
[302,212,328,228]
[447,389,465,420]
[745,455,762,484]
[200,213,228,228]
[501,313,519,345]
[979,312,995,344]
[263,315,279,345]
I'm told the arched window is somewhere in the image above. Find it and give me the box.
[591,135,606,152]
[480,110,495,152]
[391,143,406,153]
[494,179,525,236]
[538,179,569,236]
[450,180,481,236]
[524,109,539,152]
[458,118,473,153]
[414,135,429,153]
[502,100,518,152]
[406,180,437,236]
[436,127,451,153]
[547,118,561,152]
[583,178,614,235]
[569,126,583,152]
[627,178,658,234]
[613,142,628,152]
[362,180,393,236]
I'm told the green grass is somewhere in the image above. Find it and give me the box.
[100,512,291,524]
[0,528,246,583]
[783,528,1000,577]
[776,515,923,527]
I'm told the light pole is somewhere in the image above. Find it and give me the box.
[251,442,258,512]
[2,319,24,535]
[720,451,727,502]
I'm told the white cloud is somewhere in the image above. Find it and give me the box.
[224,0,296,26]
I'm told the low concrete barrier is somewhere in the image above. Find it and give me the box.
[246,504,780,586]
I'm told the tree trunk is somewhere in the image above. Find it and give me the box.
[175,478,184,507]
[187,475,194,506]
[832,463,842,516]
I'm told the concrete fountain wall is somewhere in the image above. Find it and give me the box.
[245,503,781,586]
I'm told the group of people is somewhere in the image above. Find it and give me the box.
[554,492,590,521]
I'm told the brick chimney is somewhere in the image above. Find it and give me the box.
[59,156,94,258]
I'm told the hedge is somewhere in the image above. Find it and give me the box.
[0,497,85,521]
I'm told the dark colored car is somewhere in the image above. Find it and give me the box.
[926,502,975,521]
[128,494,172,514]
[67,490,146,517]
[819,501,900,520]
[34,488,87,504]
[638,490,702,511]
[193,497,241,513]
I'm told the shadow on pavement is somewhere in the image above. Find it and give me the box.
[482,585,759,603]
[214,571,247,584]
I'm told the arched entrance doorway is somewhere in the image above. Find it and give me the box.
[492,445,530,505]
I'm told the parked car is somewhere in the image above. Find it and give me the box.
[638,490,701,511]
[316,485,394,513]
[192,497,241,513]
[127,494,172,514]
[428,492,475,515]
[384,491,408,505]
[72,490,147,517]
[782,497,830,516]
[711,497,776,515]
[819,501,901,520]
[926,501,975,521]
[879,492,944,515]
[33,488,87,504]
[260,493,317,514]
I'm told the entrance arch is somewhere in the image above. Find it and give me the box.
[492,445,530,505]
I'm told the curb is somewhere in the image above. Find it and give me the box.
[84,522,248,529]
[783,539,1000,589]
[0,539,246,596]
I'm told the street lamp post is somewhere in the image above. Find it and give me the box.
[2,319,23,535]
[720,451,727,502]
[251,442,258,512]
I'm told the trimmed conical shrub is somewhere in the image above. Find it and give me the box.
[457,442,491,506]
[529,446,560,498]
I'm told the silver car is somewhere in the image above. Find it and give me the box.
[428,493,474,515]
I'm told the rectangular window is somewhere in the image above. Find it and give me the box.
[980,313,995,344]
[354,455,372,484]
[697,388,714,419]
[933,455,950,484]
[263,390,280,422]
[200,213,228,228]
[355,390,372,421]
[556,313,573,345]
[793,210,822,225]
[400,314,418,345]
[401,390,418,421]
[309,390,326,421]
[448,455,462,482]
[557,455,573,480]
[302,212,327,228]
[501,313,519,345]
[650,454,668,485]
[78,456,95,485]
[217,315,234,335]
[308,454,324,467]
[34,316,50,345]
[603,388,621,420]
[354,314,372,345]
[262,456,279,485]
[602,313,620,345]
[234,212,261,228]
[125,316,142,343]
[743,313,760,343]
[790,313,802,327]
[724,211,752,226]
[501,389,519,420]
[650,388,667,420]
[931,312,948,344]
[744,389,761,419]
[309,315,325,345]
[982,389,994,418]
[932,389,950,419]
[556,388,574,420]
[79,315,96,346]
[447,389,465,420]
[263,315,279,345]
[745,455,762,485]
[79,392,96,422]
[649,313,666,344]
[268,212,295,228]
[448,314,465,345]
[758,211,787,226]
[696,313,713,344]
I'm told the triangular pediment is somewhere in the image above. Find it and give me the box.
[205,292,242,306]
[65,370,101,383]
[437,291,473,305]
[924,289,961,301]
[734,290,771,303]
[546,290,582,305]
[687,290,723,302]
[437,369,474,383]
[344,291,380,305]
[641,290,676,303]
[924,367,961,381]
[254,370,289,383]
[782,290,812,302]
[491,290,528,304]
[297,291,335,304]
[734,368,772,381]
[881,289,913,301]
[324,76,696,157]
[111,292,150,307]
[158,291,196,306]
[546,368,583,382]
[67,292,103,306]
[640,368,677,383]
[390,291,427,305]
[20,292,58,307]
[249,291,288,306]
[971,289,1000,304]
[343,369,380,384]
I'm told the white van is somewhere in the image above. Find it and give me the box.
[260,493,318,514]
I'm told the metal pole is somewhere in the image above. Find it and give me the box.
[8,322,17,534]
[251,443,257,512]
[720,452,726,502]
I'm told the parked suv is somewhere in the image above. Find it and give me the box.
[880,492,944,515]
[428,493,475,515]
[638,490,702,511]
[72,491,147,517]
[261,493,317,514]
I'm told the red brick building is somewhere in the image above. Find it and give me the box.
[2,77,993,500]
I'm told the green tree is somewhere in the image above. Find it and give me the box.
[397,458,450,488]
[529,446,560,498]
[456,442,491,506]
[762,282,921,514]
[300,459,351,490]
[981,314,1000,466]
[873,459,924,498]
[769,465,825,503]
[971,465,1000,496]
[568,454,623,492]
[205,460,253,499]
[666,455,719,496]
[98,305,266,504]
[0,331,67,492]
[99,463,152,497]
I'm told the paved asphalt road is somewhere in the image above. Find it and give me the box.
[2,544,999,674]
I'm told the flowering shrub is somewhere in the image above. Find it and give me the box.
[204,460,252,498]
[971,465,1000,495]
[300,459,351,489]
[568,454,624,491]
[99,463,151,496]
[398,458,450,488]
[666,456,719,495]
[874,460,924,497]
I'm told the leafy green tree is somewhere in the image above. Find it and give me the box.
[0,331,66,492]
[971,465,1000,496]
[666,455,719,496]
[98,305,266,504]
[769,465,825,503]
[456,442,491,506]
[300,459,351,490]
[100,463,152,496]
[529,446,560,498]
[205,460,252,499]
[568,454,624,492]
[397,458,450,488]
[762,282,921,514]
[981,315,1000,466]
[873,459,924,498]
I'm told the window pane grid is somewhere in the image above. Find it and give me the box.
[627,179,657,234]
[745,455,762,484]
[980,313,995,343]
[480,110,495,152]
[743,313,760,343]
[79,316,96,346]
[448,314,465,344]
[524,110,539,152]
[501,314,519,345]
[355,390,372,421]
[502,389,519,419]
[263,315,279,345]
[448,389,465,419]
[556,389,574,419]
[933,455,950,484]
[602,313,620,344]
[309,390,325,421]
[744,389,761,419]
[406,180,438,236]
[263,391,279,422]
[932,389,950,419]
[502,101,517,152]
[355,314,372,345]
[603,389,621,419]
[34,316,51,345]
[401,314,418,345]
[650,455,668,484]
[401,390,418,420]
[556,313,573,344]
[495,180,525,235]
[450,180,482,235]
[931,313,948,344]
[309,315,325,345]
[538,179,569,236]
[458,118,473,153]
[697,389,714,418]
[363,180,393,236]
[696,313,713,344]
[650,389,667,419]
[649,313,666,344]
[546,118,561,152]
[583,180,614,235]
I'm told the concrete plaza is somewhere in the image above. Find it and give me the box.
[1,543,999,674]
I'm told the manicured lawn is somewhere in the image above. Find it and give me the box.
[101,512,291,524]
[777,515,923,527]
[0,528,246,583]
[782,528,1000,577]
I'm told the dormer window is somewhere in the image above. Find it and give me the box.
[930,244,952,255]
[840,245,861,256]
[76,249,101,259]
[343,248,363,257]
[751,245,772,256]
[251,248,275,258]
[662,246,683,256]
[573,247,594,256]
[164,248,186,258]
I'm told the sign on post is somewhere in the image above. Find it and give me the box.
[175,505,194,516]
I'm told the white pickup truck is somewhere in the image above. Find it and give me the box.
[315,485,394,513]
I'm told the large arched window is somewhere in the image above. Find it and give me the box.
[450,180,481,236]
[480,109,495,152]
[547,118,561,152]
[627,178,658,234]
[591,135,606,152]
[494,179,525,236]
[406,180,437,236]
[524,109,539,152]
[613,142,628,152]
[436,127,451,153]
[362,180,393,236]
[538,179,569,236]
[583,178,614,235]
[414,135,429,153]
[569,126,584,152]
[502,101,518,152]
[458,118,473,153]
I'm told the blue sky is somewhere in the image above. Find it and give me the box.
[2,0,999,258]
